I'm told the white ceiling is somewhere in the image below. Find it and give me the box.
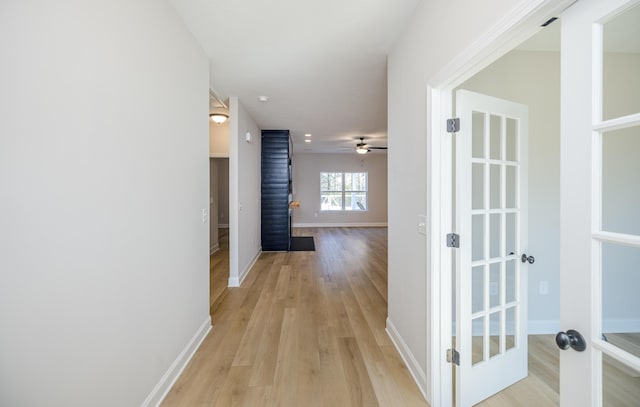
[170,0,420,153]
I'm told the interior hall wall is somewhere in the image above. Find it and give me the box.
[291,153,388,226]
[0,1,210,406]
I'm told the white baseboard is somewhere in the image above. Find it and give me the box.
[218,224,229,229]
[141,316,212,407]
[210,243,220,255]
[603,319,640,333]
[292,222,388,228]
[528,320,561,335]
[228,250,261,287]
[385,318,428,401]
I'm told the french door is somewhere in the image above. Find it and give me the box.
[455,90,529,406]
[561,0,640,405]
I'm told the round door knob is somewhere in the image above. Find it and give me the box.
[521,253,535,264]
[555,329,586,352]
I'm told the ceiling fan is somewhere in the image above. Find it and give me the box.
[346,137,388,154]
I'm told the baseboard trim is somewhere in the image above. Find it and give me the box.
[528,320,560,335]
[386,318,428,401]
[228,250,261,287]
[209,243,220,255]
[141,316,212,407]
[292,222,388,228]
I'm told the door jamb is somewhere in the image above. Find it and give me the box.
[426,1,576,405]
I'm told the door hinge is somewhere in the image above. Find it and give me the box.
[446,233,460,248]
[446,348,460,365]
[447,118,460,133]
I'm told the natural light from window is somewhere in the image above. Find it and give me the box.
[320,172,367,211]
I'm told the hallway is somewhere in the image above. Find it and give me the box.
[162,227,428,406]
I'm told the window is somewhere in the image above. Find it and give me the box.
[320,172,367,211]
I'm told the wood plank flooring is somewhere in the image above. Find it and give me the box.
[162,227,428,407]
[164,227,640,406]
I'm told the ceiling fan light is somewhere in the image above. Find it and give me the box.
[356,147,368,154]
[210,113,229,124]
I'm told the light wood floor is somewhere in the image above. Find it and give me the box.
[162,227,429,407]
[164,227,640,407]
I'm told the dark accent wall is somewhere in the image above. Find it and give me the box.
[261,130,291,251]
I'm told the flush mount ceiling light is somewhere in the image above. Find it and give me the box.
[210,113,228,124]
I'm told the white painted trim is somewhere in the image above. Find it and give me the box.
[141,317,212,407]
[228,250,261,287]
[593,340,640,373]
[218,224,229,228]
[386,318,428,400]
[292,222,387,228]
[592,112,640,132]
[210,243,220,255]
[210,153,230,158]
[429,0,576,89]
[427,1,577,405]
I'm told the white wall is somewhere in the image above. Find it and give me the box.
[228,97,261,286]
[210,120,230,157]
[459,50,561,330]
[291,153,388,226]
[0,1,210,406]
[387,0,530,401]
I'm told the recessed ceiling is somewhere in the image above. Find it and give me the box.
[169,0,420,153]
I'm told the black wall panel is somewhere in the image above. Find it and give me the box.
[261,130,291,251]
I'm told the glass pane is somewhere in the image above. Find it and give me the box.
[320,172,342,192]
[603,3,640,121]
[506,213,517,256]
[472,111,485,159]
[490,114,502,160]
[345,193,366,211]
[602,353,640,406]
[472,266,485,313]
[506,260,516,303]
[472,317,485,365]
[345,172,367,191]
[472,214,485,262]
[490,214,501,259]
[490,262,501,308]
[489,311,501,358]
[472,163,485,210]
[602,242,640,357]
[602,126,640,235]
[506,118,518,162]
[506,165,517,209]
[506,307,516,351]
[321,192,342,210]
[490,164,501,209]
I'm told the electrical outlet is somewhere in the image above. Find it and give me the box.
[539,281,549,295]
[417,215,426,235]
[201,208,208,223]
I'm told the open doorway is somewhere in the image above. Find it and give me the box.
[450,21,561,406]
[443,5,640,405]
[210,158,229,310]
[209,91,230,314]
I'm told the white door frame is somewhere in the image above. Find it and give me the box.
[426,1,575,405]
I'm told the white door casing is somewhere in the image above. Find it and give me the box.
[455,90,529,406]
[561,0,640,405]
